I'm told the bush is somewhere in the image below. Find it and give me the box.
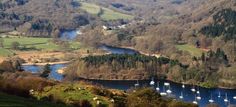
[127,88,197,107]
[127,88,162,107]
[90,87,114,98]
[0,72,56,97]
[113,96,127,107]
[72,100,92,107]
[40,64,51,78]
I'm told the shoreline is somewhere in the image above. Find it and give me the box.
[77,77,236,90]
[113,45,162,58]
[22,61,70,66]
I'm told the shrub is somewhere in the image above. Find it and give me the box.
[72,100,92,107]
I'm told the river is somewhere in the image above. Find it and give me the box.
[22,32,236,107]
[99,45,140,55]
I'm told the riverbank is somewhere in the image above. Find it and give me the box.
[121,46,162,58]
[22,61,70,66]
[77,76,236,90]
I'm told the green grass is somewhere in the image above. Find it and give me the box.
[0,37,82,57]
[0,48,14,57]
[2,37,59,51]
[80,2,101,14]
[0,92,68,107]
[176,44,205,57]
[69,42,81,50]
[101,7,133,20]
[80,2,133,20]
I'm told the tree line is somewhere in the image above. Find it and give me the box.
[82,54,173,72]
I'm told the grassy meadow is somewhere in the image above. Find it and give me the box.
[3,37,59,50]
[0,48,14,57]
[80,2,133,20]
[176,44,205,57]
[0,37,81,57]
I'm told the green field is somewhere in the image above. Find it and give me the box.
[176,44,205,57]
[2,37,59,50]
[80,2,133,20]
[0,48,14,57]
[0,92,67,107]
[0,37,81,57]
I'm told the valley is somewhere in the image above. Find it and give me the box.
[1,0,236,107]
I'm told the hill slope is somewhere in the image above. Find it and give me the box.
[0,0,95,37]
[0,92,67,107]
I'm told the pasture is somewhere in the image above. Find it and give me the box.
[176,44,205,57]
[0,37,81,57]
[80,2,133,20]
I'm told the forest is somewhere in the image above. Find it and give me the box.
[201,9,236,41]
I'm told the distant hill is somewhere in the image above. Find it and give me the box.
[0,0,96,37]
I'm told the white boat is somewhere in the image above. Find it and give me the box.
[233,96,236,100]
[224,99,229,102]
[191,88,196,92]
[160,92,167,96]
[196,87,200,94]
[197,91,201,100]
[193,101,198,104]
[218,91,221,98]
[179,92,184,99]
[156,82,160,91]
[193,95,198,104]
[134,80,139,87]
[182,84,185,88]
[166,85,172,94]
[197,96,201,100]
[150,81,155,85]
[197,91,200,94]
[209,99,214,103]
[166,89,172,94]
[224,93,229,102]
[209,94,214,103]
[191,85,196,92]
[150,78,155,86]
[164,82,170,86]
[160,86,167,96]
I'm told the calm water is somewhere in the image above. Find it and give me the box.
[22,44,236,107]
[59,29,81,41]
[22,64,67,80]
[87,79,236,107]
[100,45,139,55]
